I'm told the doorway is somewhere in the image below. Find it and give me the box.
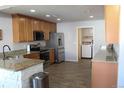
[77,27,93,60]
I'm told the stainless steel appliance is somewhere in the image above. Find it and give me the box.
[46,32,65,63]
[40,49,50,68]
[33,31,44,41]
[30,44,50,68]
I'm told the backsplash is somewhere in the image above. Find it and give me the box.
[12,41,46,51]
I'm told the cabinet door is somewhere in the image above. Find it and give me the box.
[32,19,40,31]
[91,62,118,88]
[26,18,33,42]
[49,49,55,64]
[44,31,49,40]
[51,23,56,32]
[105,5,120,43]
[18,16,27,42]
[0,30,2,40]
[43,22,50,40]
[43,22,50,32]
[40,21,44,31]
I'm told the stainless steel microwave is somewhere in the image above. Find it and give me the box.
[33,31,44,41]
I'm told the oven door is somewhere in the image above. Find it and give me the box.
[40,51,49,61]
[40,51,50,69]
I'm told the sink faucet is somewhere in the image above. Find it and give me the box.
[3,45,11,60]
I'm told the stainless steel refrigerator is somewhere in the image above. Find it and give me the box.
[46,32,65,63]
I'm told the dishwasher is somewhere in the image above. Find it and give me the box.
[81,42,92,58]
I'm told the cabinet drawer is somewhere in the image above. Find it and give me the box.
[23,53,40,59]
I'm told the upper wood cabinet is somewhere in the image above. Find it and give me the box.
[12,15,27,42]
[26,18,33,42]
[0,29,2,40]
[51,23,56,32]
[105,5,120,44]
[12,14,56,42]
[40,21,44,31]
[32,19,41,31]
[43,22,50,40]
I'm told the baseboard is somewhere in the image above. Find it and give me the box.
[81,57,92,59]
[65,60,78,62]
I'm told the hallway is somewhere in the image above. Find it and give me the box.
[45,59,92,88]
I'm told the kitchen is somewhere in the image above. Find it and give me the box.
[0,5,122,88]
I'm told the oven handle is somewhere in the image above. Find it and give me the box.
[40,51,49,54]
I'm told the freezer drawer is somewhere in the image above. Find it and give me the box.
[81,44,92,58]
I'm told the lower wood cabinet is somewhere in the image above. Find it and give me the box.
[23,53,40,59]
[49,49,55,64]
[91,62,118,88]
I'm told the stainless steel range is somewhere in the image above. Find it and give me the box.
[30,44,50,68]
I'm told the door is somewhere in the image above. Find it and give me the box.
[77,27,93,60]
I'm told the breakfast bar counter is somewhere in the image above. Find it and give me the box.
[0,50,45,88]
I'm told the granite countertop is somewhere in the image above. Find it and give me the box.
[0,50,44,71]
[92,48,117,63]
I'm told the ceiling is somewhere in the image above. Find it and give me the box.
[0,5,104,23]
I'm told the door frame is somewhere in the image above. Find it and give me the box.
[76,26,95,60]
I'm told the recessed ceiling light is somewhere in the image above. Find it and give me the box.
[30,9,36,13]
[89,16,94,18]
[57,18,61,21]
[45,14,51,17]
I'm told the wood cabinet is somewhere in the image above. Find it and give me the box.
[105,5,120,44]
[91,62,118,88]
[43,22,50,40]
[23,53,40,59]
[51,23,56,32]
[40,21,44,31]
[12,14,56,42]
[32,19,41,31]
[26,18,33,42]
[0,29,2,40]
[49,49,55,64]
[12,15,27,42]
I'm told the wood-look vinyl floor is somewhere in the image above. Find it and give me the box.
[45,59,92,88]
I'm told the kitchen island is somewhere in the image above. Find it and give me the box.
[0,56,44,88]
[91,48,118,88]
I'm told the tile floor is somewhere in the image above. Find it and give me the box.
[45,59,92,88]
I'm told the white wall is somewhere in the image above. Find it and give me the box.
[57,20,105,61]
[0,12,13,52]
[0,12,46,52]
[117,5,124,88]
